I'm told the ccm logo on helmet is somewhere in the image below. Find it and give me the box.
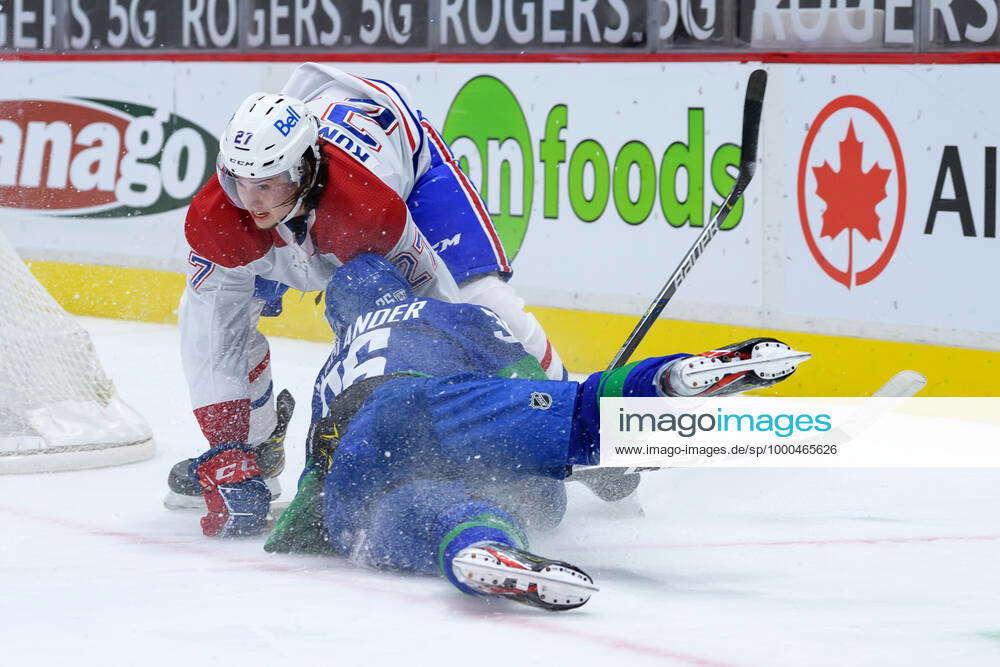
[273,106,302,137]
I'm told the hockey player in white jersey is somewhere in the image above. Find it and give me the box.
[169,64,566,513]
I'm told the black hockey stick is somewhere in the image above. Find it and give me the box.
[607,68,768,372]
[572,70,768,503]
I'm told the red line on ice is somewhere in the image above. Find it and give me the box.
[571,533,1000,551]
[2,504,736,667]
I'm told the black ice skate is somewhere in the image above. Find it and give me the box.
[162,389,294,510]
[659,337,810,397]
[451,541,598,611]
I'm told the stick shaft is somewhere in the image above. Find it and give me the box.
[607,69,767,372]
[606,183,745,371]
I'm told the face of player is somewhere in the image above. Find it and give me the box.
[234,173,301,229]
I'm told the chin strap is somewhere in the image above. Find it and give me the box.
[276,192,309,227]
[277,146,323,227]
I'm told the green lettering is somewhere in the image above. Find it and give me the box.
[660,108,705,228]
[613,141,656,225]
[568,139,610,223]
[539,105,568,220]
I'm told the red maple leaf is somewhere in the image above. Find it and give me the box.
[812,121,890,243]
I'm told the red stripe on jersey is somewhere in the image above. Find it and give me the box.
[248,351,271,383]
[422,122,511,273]
[353,75,417,152]
[540,340,553,371]
[193,399,251,447]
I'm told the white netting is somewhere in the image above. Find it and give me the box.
[0,229,153,473]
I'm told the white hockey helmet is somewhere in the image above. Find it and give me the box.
[216,92,320,209]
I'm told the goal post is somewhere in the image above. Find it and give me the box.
[0,230,154,473]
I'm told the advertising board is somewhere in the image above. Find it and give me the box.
[1,57,997,393]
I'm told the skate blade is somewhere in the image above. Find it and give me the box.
[162,477,282,511]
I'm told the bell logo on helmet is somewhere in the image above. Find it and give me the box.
[273,106,302,137]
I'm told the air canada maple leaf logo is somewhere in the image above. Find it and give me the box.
[814,122,891,243]
[797,96,906,289]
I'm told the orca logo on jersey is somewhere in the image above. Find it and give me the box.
[443,76,533,263]
[0,98,217,218]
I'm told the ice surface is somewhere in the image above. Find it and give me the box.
[2,317,998,666]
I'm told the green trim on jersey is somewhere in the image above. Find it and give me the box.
[596,360,643,398]
[436,513,529,576]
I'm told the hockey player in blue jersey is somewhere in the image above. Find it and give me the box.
[190,255,809,610]
[309,254,549,418]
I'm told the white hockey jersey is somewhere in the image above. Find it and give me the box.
[180,64,458,445]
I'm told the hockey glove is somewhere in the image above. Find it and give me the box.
[264,415,341,555]
[191,443,272,537]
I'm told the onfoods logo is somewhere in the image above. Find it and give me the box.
[0,98,217,218]
[443,75,744,262]
[443,76,533,261]
[797,95,906,289]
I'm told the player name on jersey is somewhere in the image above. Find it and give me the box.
[334,300,427,354]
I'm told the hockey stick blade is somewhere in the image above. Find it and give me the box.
[789,370,927,448]
[607,69,767,371]
[735,69,767,188]
[872,370,926,397]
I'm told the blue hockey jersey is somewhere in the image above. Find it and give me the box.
[310,297,545,422]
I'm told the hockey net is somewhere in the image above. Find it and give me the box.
[0,230,154,473]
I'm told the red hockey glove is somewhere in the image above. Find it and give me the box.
[191,444,271,537]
